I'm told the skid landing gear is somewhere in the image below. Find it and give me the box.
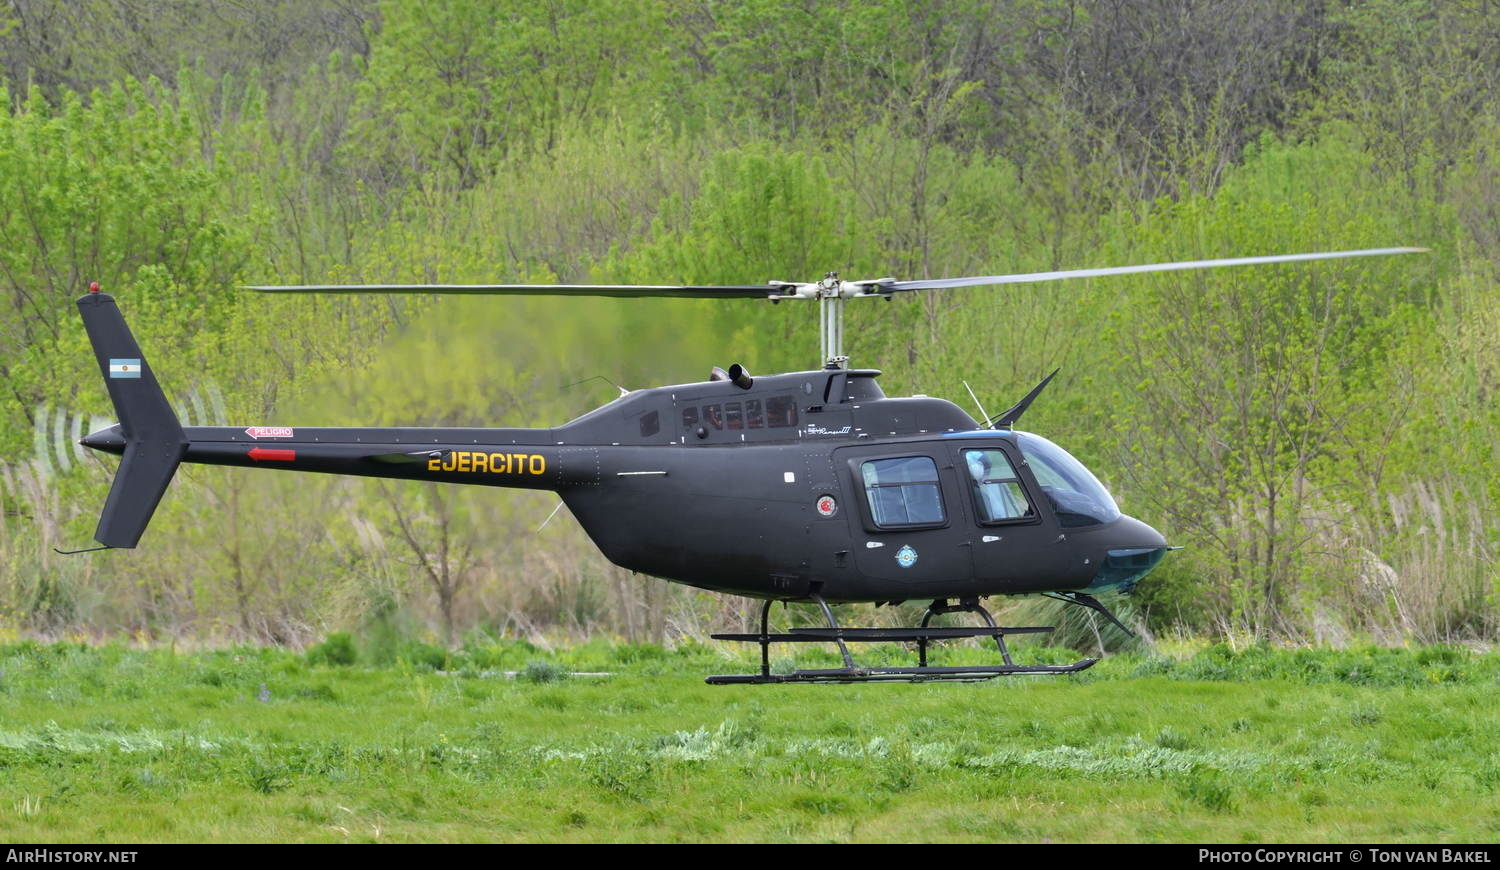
[707,595,1098,684]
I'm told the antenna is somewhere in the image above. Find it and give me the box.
[962,380,992,426]
[991,369,1060,429]
[562,374,630,397]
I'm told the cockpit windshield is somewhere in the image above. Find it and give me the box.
[1016,433,1121,528]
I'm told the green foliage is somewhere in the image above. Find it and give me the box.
[0,0,374,102]
[1178,768,1237,813]
[1102,131,1460,635]
[1129,642,1500,688]
[0,0,1495,647]
[395,641,449,672]
[351,0,680,187]
[240,757,291,795]
[0,78,257,454]
[0,642,1495,841]
[619,147,863,285]
[518,660,568,685]
[305,633,356,667]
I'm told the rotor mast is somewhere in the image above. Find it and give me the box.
[780,271,872,369]
[817,273,848,369]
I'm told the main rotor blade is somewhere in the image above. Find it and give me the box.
[245,283,789,299]
[884,247,1429,292]
[247,247,1428,299]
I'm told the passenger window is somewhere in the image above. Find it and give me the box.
[725,401,743,430]
[861,456,946,528]
[681,406,698,430]
[963,449,1033,522]
[703,404,724,430]
[766,396,798,428]
[745,399,764,428]
[639,410,660,438]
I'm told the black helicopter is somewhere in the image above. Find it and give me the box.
[70,247,1425,683]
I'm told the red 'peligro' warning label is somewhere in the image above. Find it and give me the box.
[245,427,294,439]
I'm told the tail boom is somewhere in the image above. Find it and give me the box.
[170,426,579,490]
[77,290,590,549]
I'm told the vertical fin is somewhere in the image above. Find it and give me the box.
[77,290,187,548]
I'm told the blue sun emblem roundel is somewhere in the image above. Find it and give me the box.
[896,545,918,568]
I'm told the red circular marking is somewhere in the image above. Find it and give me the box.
[816,496,837,517]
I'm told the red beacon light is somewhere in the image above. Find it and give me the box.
[88,282,100,294]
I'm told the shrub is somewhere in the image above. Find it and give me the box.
[518,660,568,684]
[305,633,357,667]
[398,642,449,672]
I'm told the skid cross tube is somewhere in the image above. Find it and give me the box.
[919,598,1013,667]
[812,593,856,669]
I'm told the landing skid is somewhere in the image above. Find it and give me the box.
[707,596,1099,685]
[706,660,1097,685]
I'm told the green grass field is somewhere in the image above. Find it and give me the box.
[0,640,1495,843]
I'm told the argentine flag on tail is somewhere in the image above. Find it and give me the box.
[109,358,142,379]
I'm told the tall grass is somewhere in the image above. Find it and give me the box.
[0,641,1496,842]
